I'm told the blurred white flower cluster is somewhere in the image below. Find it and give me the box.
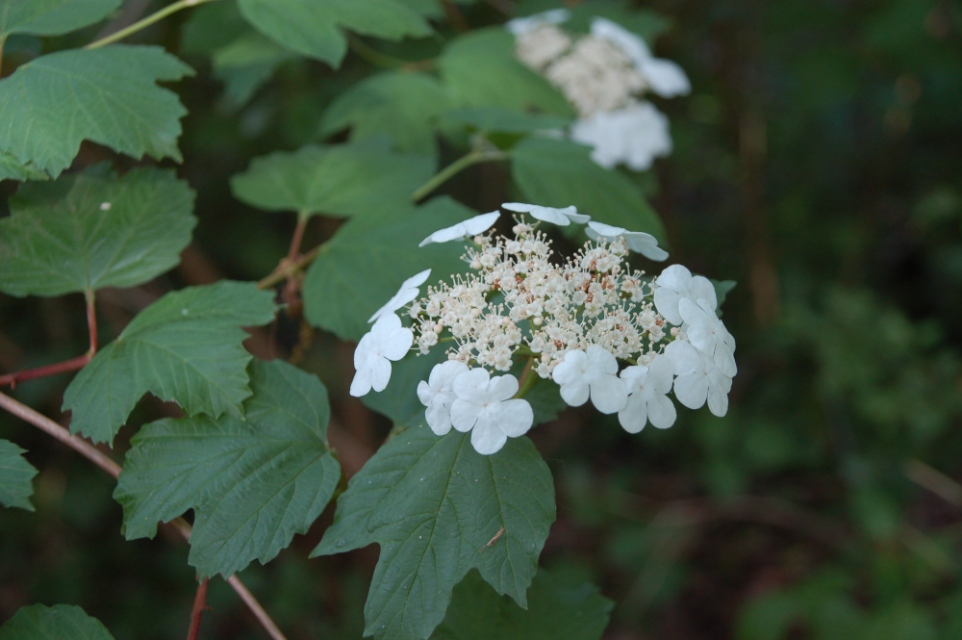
[507,10,690,171]
[350,206,736,455]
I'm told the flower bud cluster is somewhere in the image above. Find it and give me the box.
[350,204,736,455]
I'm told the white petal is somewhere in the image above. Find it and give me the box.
[353,332,375,368]
[380,326,414,361]
[648,355,675,394]
[559,379,590,407]
[551,350,586,385]
[430,360,469,388]
[589,376,628,414]
[349,369,372,397]
[656,264,692,292]
[665,340,700,374]
[450,398,479,432]
[453,367,490,400]
[493,399,534,437]
[367,357,392,393]
[653,288,683,325]
[690,275,717,310]
[463,211,501,235]
[585,345,619,375]
[501,202,589,225]
[586,221,627,240]
[368,269,432,323]
[590,17,652,69]
[505,8,570,35]
[619,365,648,392]
[640,58,691,97]
[618,394,648,434]
[489,374,520,402]
[647,393,677,429]
[707,384,729,417]
[418,212,499,247]
[425,401,453,435]
[624,232,668,261]
[673,370,708,410]
[417,380,433,407]
[471,420,508,455]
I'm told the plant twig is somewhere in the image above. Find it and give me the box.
[410,148,509,202]
[187,578,210,640]
[85,0,218,50]
[257,247,321,291]
[905,459,962,507]
[0,292,98,388]
[0,392,289,640]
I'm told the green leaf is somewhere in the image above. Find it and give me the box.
[0,0,121,39]
[303,196,473,341]
[231,139,434,219]
[114,360,339,577]
[0,440,38,511]
[320,71,450,155]
[0,167,196,298]
[0,151,48,182]
[0,604,115,640]
[0,46,194,179]
[432,569,612,640]
[313,422,555,640]
[237,0,431,67]
[212,33,297,108]
[511,136,666,242]
[439,28,572,115]
[62,282,277,445]
[441,107,572,135]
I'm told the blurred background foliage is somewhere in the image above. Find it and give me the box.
[1,0,961,638]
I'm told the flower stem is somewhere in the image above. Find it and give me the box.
[257,246,321,291]
[0,391,290,640]
[410,149,509,203]
[85,0,219,49]
[514,358,538,399]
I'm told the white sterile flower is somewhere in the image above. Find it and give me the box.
[419,211,500,247]
[590,18,691,98]
[505,8,570,35]
[349,314,413,397]
[417,360,469,436]
[586,220,668,262]
[618,354,676,432]
[552,345,628,414]
[571,101,673,172]
[450,368,534,455]
[678,298,737,377]
[501,202,590,226]
[653,264,717,325]
[368,268,431,323]
[665,340,732,417]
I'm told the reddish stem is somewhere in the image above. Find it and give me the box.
[287,215,309,263]
[0,291,98,389]
[187,578,210,640]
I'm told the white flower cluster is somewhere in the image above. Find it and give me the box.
[350,204,736,455]
[507,11,690,171]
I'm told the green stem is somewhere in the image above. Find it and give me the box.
[411,149,509,202]
[85,0,219,49]
[514,357,538,399]
[0,35,6,77]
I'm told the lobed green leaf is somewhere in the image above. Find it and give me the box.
[439,28,572,115]
[0,0,121,39]
[313,422,556,640]
[237,0,431,67]
[115,360,339,577]
[303,196,472,342]
[432,569,613,640]
[212,34,297,108]
[0,440,38,511]
[0,604,115,640]
[0,46,194,179]
[0,167,196,297]
[62,282,276,445]
[231,139,434,219]
[320,71,450,155]
[511,136,666,241]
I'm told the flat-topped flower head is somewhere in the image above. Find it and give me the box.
[369,269,431,323]
[419,211,500,247]
[350,313,413,397]
[449,368,534,454]
[590,18,691,98]
[653,264,717,325]
[417,360,469,435]
[586,221,668,261]
[552,346,628,414]
[502,202,590,226]
[618,355,676,432]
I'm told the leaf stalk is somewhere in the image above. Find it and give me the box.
[85,0,219,50]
